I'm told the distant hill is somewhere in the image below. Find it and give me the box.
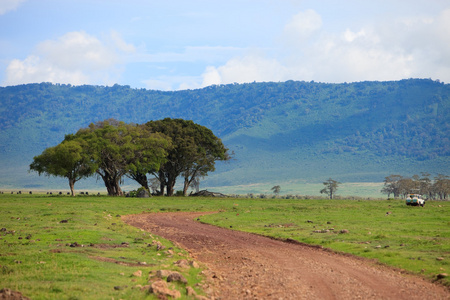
[0,79,449,194]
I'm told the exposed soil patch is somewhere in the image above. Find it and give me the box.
[89,256,155,267]
[90,243,130,249]
[123,212,450,300]
[0,288,31,300]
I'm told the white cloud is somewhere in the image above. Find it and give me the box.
[0,0,26,15]
[198,8,450,87]
[283,9,322,44]
[343,29,367,43]
[138,46,246,90]
[110,31,136,54]
[201,66,222,86]
[37,32,118,71]
[5,55,88,85]
[4,31,134,86]
[202,53,294,86]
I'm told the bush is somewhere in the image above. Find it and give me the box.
[126,187,148,197]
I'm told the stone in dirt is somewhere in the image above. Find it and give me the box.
[156,270,173,278]
[186,286,209,300]
[0,288,31,300]
[167,272,188,284]
[156,243,166,251]
[189,260,200,268]
[149,280,181,299]
[174,259,190,268]
[133,270,142,277]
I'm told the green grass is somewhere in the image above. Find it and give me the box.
[207,181,385,198]
[0,194,449,299]
[0,194,213,299]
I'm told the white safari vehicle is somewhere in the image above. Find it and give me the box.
[406,194,425,207]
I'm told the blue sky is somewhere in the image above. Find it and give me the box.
[1,0,449,90]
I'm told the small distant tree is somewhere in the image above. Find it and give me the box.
[418,172,432,198]
[320,178,340,199]
[433,174,450,200]
[398,177,416,198]
[271,185,281,195]
[381,175,403,198]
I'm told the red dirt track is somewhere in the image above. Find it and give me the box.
[123,212,449,300]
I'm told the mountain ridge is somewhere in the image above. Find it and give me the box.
[0,79,448,193]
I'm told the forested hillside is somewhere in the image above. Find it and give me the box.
[0,79,448,192]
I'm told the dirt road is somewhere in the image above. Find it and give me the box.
[123,212,449,300]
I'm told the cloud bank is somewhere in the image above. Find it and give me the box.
[4,31,134,86]
[2,4,449,90]
[199,8,450,88]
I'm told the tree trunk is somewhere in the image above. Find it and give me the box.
[157,170,166,196]
[69,179,75,196]
[98,170,123,196]
[183,170,200,196]
[183,177,189,196]
[159,181,165,196]
[166,174,176,196]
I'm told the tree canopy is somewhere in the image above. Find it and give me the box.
[30,118,228,196]
[320,178,340,199]
[271,185,281,195]
[381,173,449,200]
[145,118,230,196]
[29,139,96,196]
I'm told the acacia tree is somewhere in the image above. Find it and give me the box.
[433,174,450,200]
[320,178,340,199]
[397,177,416,198]
[125,125,171,192]
[180,123,230,196]
[145,118,229,196]
[418,172,432,199]
[381,175,403,198]
[381,173,450,200]
[271,185,281,196]
[29,139,96,196]
[70,119,170,196]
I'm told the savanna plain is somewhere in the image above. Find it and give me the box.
[0,193,448,299]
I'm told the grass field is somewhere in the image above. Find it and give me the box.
[206,181,385,198]
[0,194,448,299]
